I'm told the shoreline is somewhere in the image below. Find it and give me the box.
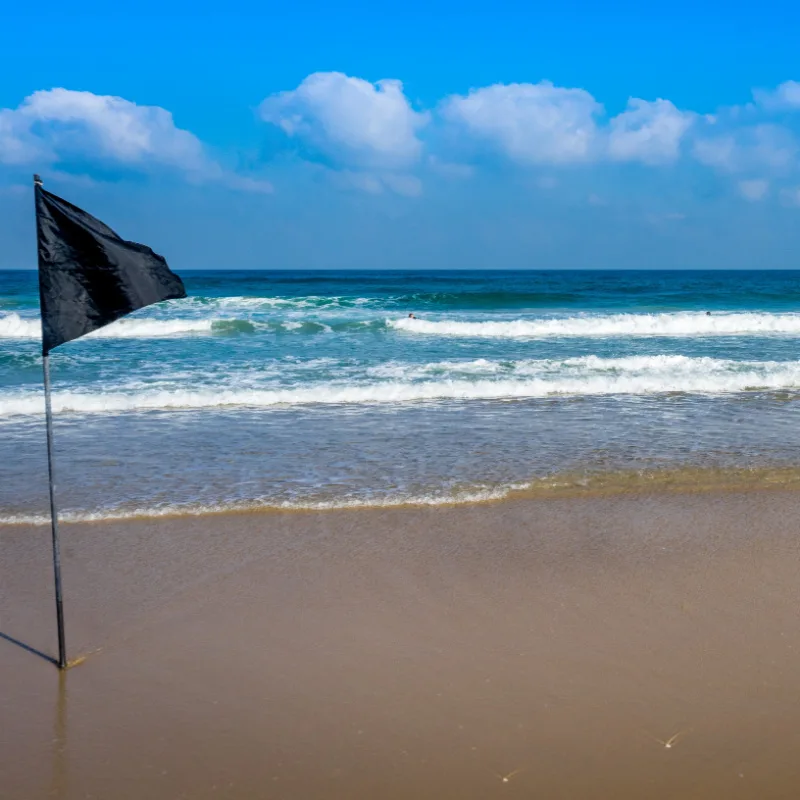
[4,463,800,526]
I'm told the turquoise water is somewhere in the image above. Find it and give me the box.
[2,269,800,521]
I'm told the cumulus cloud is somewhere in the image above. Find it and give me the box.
[440,84,693,166]
[440,81,602,164]
[693,123,797,173]
[7,77,800,201]
[754,80,800,111]
[23,89,208,170]
[692,135,738,170]
[0,88,270,191]
[0,109,42,164]
[607,98,694,164]
[251,73,800,197]
[738,179,769,200]
[259,72,427,171]
[0,89,207,171]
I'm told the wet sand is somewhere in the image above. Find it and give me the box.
[3,489,800,799]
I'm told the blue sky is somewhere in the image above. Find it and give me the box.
[3,0,800,269]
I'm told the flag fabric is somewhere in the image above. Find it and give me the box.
[35,183,186,355]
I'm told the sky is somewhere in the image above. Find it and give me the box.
[3,0,800,269]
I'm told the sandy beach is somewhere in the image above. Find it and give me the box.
[3,486,800,799]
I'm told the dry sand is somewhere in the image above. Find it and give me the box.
[3,488,800,799]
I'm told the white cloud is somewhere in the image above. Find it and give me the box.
[738,179,769,200]
[441,81,602,164]
[0,89,208,172]
[751,124,798,168]
[754,80,800,110]
[693,123,797,173]
[441,85,693,166]
[259,72,427,171]
[0,88,269,191]
[18,89,208,171]
[608,98,694,164]
[692,134,738,170]
[0,108,44,164]
[7,76,800,200]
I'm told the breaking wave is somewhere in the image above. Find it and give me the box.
[9,308,800,344]
[0,312,217,339]
[389,311,800,338]
[0,311,377,340]
[0,313,40,338]
[2,355,800,418]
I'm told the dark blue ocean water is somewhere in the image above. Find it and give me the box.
[3,269,800,521]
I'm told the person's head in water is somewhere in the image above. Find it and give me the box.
[706,311,711,316]
[408,313,416,319]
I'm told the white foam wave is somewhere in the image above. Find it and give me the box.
[0,313,40,338]
[0,484,527,525]
[366,354,800,382]
[2,355,800,417]
[0,312,215,339]
[88,319,214,338]
[390,312,800,338]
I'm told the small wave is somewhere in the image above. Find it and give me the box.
[211,319,257,335]
[0,484,525,525]
[0,312,216,340]
[89,319,215,338]
[0,311,385,341]
[7,465,800,525]
[3,355,800,417]
[389,312,800,338]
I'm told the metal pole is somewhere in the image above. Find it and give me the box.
[43,354,66,669]
[35,174,67,670]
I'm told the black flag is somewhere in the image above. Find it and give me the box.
[35,180,186,354]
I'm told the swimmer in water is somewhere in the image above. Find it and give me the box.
[408,313,416,319]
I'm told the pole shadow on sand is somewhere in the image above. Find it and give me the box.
[0,630,59,667]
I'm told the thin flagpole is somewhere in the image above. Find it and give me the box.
[43,354,66,669]
[36,174,67,669]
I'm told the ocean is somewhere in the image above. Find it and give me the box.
[2,268,800,523]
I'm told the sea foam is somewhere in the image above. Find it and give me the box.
[0,312,215,339]
[1,355,799,418]
[389,312,800,338]
[0,484,524,525]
